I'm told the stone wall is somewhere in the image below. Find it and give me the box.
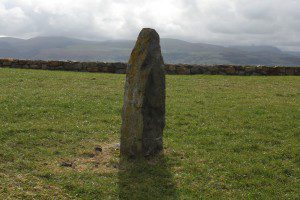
[0,58,299,75]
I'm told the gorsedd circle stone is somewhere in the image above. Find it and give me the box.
[120,28,166,158]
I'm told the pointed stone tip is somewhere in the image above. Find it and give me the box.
[138,28,159,41]
[141,27,156,32]
[128,28,162,65]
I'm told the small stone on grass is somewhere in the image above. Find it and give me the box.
[94,146,102,153]
[60,162,73,168]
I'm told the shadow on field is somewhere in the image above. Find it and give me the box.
[118,154,178,199]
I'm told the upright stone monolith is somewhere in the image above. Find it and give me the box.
[120,28,165,158]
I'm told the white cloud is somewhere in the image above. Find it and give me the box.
[0,0,299,50]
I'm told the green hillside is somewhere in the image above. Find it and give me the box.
[0,68,299,199]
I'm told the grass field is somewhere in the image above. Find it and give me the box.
[0,68,299,199]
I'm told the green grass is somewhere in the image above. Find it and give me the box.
[0,68,299,199]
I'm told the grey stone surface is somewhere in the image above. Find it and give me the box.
[120,28,166,158]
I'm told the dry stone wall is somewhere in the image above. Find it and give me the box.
[0,58,299,76]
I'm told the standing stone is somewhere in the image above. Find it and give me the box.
[120,28,165,158]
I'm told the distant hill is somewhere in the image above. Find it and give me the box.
[285,51,300,57]
[1,36,300,66]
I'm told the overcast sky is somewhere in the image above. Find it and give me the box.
[1,0,300,50]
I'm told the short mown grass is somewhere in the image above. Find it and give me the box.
[0,68,299,199]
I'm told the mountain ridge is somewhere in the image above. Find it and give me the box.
[0,36,299,66]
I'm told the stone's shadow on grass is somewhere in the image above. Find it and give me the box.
[118,154,178,200]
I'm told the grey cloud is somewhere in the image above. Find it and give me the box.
[0,0,299,50]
